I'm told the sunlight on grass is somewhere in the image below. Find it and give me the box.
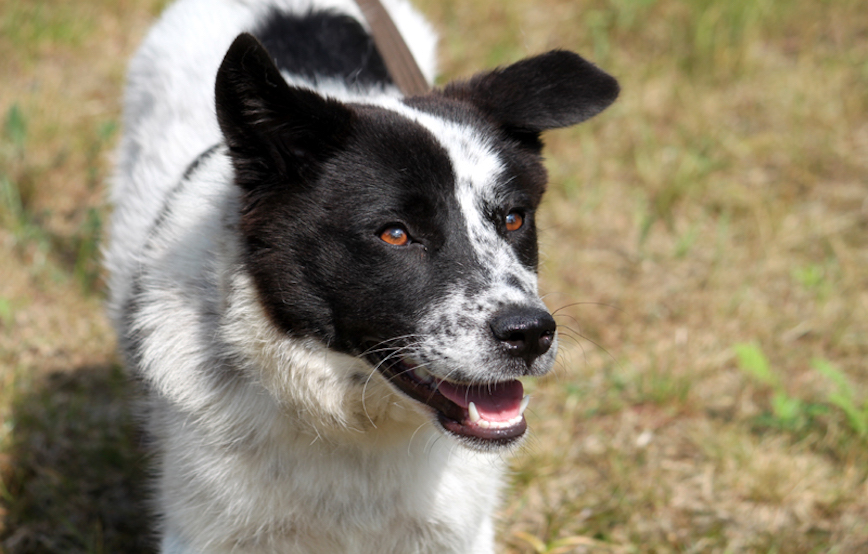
[2,0,867,551]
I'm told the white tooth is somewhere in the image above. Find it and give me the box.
[468,402,481,423]
[519,395,530,416]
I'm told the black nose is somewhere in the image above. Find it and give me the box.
[490,305,556,365]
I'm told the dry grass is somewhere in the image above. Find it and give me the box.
[2,0,867,552]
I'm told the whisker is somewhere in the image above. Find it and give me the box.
[558,327,617,367]
[555,331,584,346]
[359,334,421,356]
[551,300,625,315]
[360,339,424,426]
[408,420,432,455]
[552,313,584,331]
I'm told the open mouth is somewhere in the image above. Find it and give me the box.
[368,351,530,447]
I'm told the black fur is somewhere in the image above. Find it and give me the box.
[253,10,392,88]
[214,20,619,359]
[215,33,354,187]
[442,50,620,135]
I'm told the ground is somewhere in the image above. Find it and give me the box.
[1,0,867,552]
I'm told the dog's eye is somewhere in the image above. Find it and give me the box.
[505,211,524,232]
[380,226,410,246]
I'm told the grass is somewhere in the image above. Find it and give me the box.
[1,0,867,552]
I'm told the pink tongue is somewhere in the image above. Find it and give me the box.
[437,380,524,422]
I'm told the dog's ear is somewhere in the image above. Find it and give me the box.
[442,50,619,145]
[215,33,353,189]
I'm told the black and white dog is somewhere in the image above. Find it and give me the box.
[106,0,618,551]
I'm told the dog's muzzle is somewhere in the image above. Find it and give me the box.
[367,305,556,449]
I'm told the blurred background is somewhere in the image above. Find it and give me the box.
[1,0,866,552]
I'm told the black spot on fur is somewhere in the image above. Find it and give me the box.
[254,10,392,88]
[350,372,368,385]
[505,273,525,293]
[456,316,475,330]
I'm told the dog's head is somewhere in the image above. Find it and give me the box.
[215,34,618,450]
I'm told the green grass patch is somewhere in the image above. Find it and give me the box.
[1,104,112,294]
[736,342,868,446]
[0,0,93,60]
[813,358,868,439]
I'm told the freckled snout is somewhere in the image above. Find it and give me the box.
[490,305,556,368]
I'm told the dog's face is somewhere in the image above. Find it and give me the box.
[215,34,618,450]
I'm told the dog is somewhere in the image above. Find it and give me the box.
[105,0,618,551]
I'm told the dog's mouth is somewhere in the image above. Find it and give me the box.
[368,351,529,447]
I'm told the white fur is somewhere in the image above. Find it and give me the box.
[105,1,524,553]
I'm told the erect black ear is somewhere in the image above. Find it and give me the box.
[215,33,353,188]
[442,50,619,135]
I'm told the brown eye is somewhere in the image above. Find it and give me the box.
[380,226,409,246]
[505,211,523,232]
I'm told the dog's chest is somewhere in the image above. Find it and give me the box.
[162,419,504,553]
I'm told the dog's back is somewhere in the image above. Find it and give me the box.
[107,1,618,552]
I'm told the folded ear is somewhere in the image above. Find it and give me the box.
[442,50,619,136]
[215,33,353,189]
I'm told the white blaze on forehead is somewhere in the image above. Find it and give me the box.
[413,119,504,255]
[410,114,540,295]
